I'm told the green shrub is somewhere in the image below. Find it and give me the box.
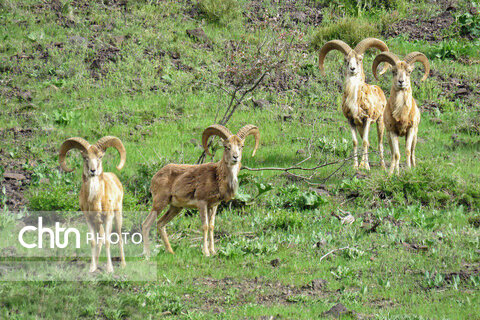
[426,39,479,60]
[268,185,327,210]
[339,165,480,210]
[196,0,239,24]
[311,17,379,49]
[455,11,480,38]
[28,184,78,212]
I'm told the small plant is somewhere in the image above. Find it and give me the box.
[235,178,273,205]
[139,288,186,315]
[52,109,77,126]
[331,265,354,279]
[268,184,327,210]
[471,275,480,287]
[456,11,480,38]
[219,236,278,258]
[377,277,391,289]
[424,270,445,288]
[196,0,239,24]
[317,136,349,157]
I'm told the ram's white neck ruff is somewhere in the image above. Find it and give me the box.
[87,176,100,202]
[392,88,412,119]
[227,163,240,192]
[344,74,362,117]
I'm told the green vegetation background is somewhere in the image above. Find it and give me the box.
[0,0,480,318]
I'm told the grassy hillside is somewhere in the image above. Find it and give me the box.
[1,0,480,318]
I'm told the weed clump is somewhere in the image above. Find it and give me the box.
[311,17,379,49]
[196,0,239,24]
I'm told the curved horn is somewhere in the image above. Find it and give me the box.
[237,125,260,157]
[202,124,233,156]
[354,38,388,55]
[404,52,430,81]
[59,137,90,172]
[372,52,400,80]
[95,136,126,170]
[318,40,352,75]
[354,38,390,75]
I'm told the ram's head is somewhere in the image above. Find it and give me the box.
[59,136,126,177]
[202,124,260,166]
[373,52,430,90]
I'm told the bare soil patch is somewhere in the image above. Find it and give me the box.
[0,128,37,210]
[384,10,455,42]
[245,0,324,27]
[187,276,333,311]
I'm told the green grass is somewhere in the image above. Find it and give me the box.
[1,0,480,318]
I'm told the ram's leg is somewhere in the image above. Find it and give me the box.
[389,132,400,175]
[208,206,218,255]
[95,223,104,266]
[104,214,114,273]
[359,118,372,170]
[377,116,386,169]
[86,217,98,273]
[142,197,168,259]
[157,206,182,254]
[405,128,415,169]
[114,208,126,268]
[411,127,418,167]
[198,204,210,257]
[349,122,359,169]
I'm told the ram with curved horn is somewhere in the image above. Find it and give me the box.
[142,124,260,257]
[59,136,126,273]
[372,51,430,175]
[319,38,390,170]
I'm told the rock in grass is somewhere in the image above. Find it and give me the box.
[186,28,211,43]
[3,172,26,180]
[322,303,350,318]
[270,258,280,267]
[253,99,270,109]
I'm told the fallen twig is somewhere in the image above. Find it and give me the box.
[319,246,350,262]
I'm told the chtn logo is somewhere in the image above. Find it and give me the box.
[18,217,143,249]
[19,217,81,249]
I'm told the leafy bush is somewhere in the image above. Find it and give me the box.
[426,39,478,60]
[219,236,278,258]
[267,184,327,210]
[311,17,379,49]
[317,136,349,157]
[28,184,78,212]
[196,0,239,24]
[339,165,480,210]
[456,11,480,38]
